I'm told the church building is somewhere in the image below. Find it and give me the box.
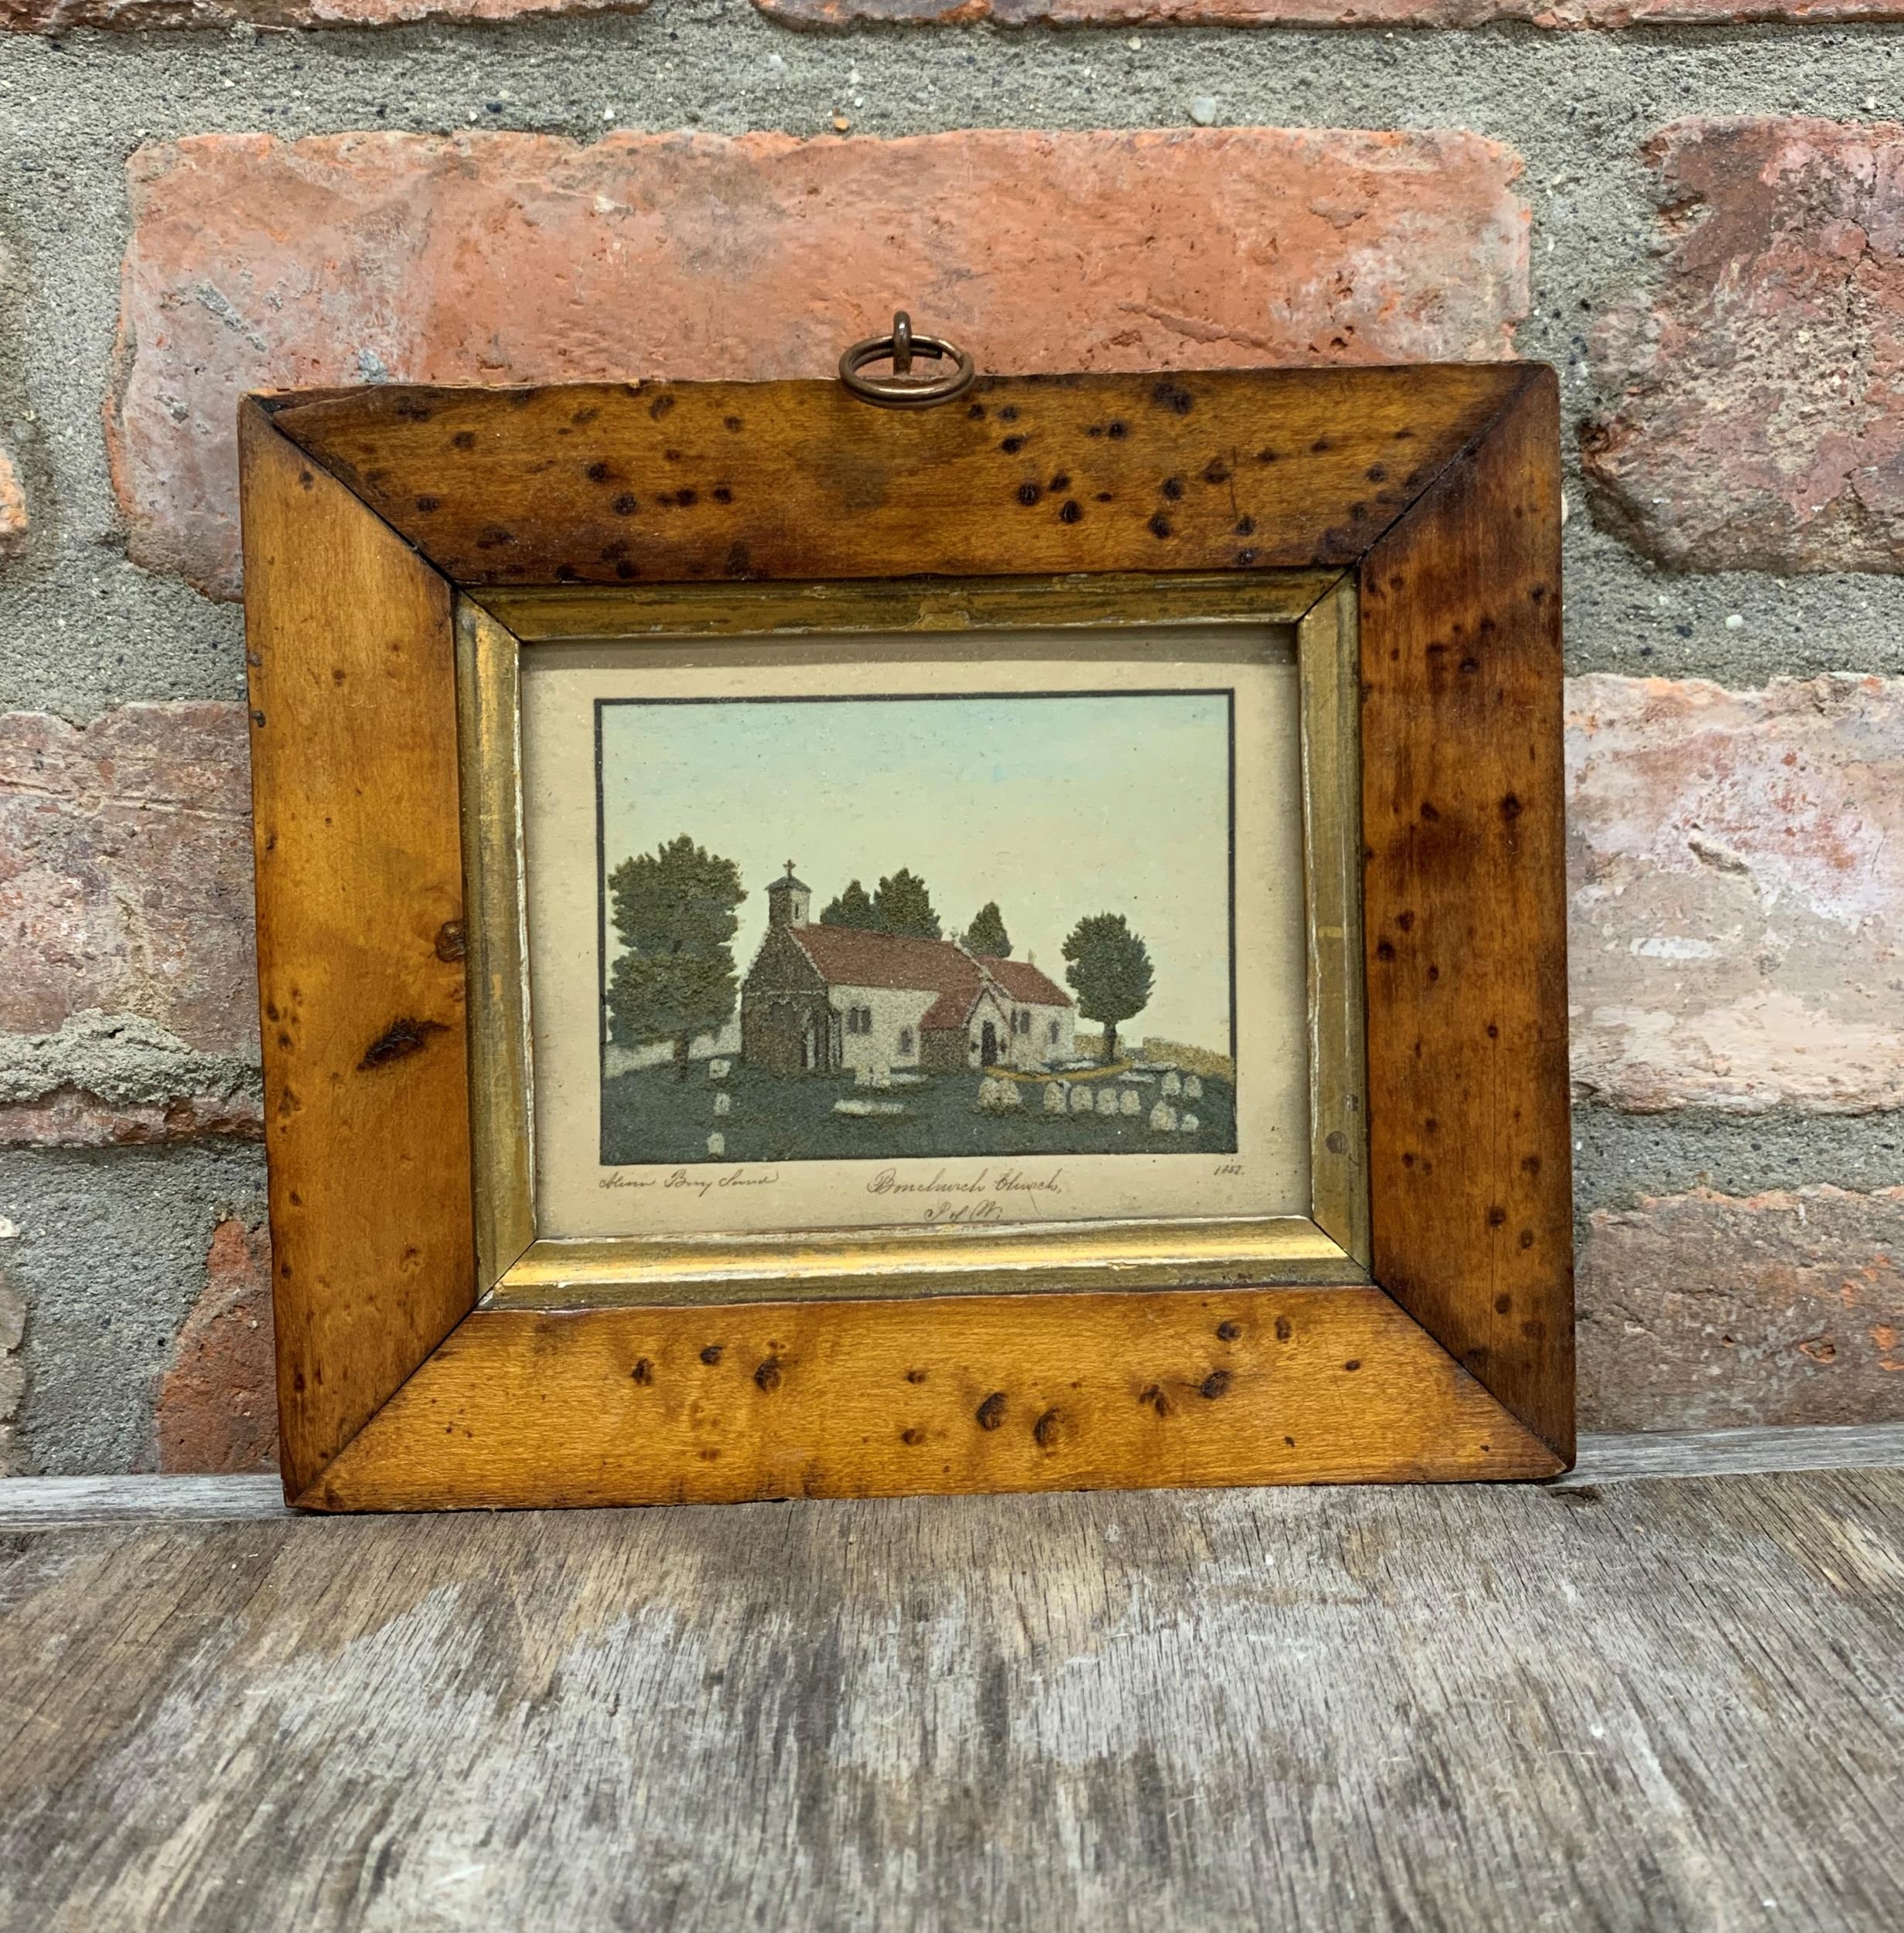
[739,865,1076,1078]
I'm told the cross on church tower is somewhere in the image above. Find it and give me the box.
[766,861,811,929]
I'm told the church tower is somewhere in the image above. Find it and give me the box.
[766,862,811,929]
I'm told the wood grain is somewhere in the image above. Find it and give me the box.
[1356,366,1574,1458]
[3,1466,1901,1932]
[238,403,476,1500]
[266,367,1523,589]
[303,1285,1558,1510]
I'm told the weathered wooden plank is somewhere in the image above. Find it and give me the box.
[0,1468,1899,1932]
[307,1287,1558,1511]
[238,404,476,1500]
[266,368,1523,589]
[1356,366,1574,1459]
[0,1476,291,1526]
[1561,1421,1904,1488]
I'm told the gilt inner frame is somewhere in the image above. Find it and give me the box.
[456,568,1370,1314]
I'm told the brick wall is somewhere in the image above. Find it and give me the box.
[0,14,1899,1471]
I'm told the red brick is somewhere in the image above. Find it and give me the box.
[1585,118,1904,572]
[0,704,257,1055]
[110,128,1529,598]
[0,1089,261,1147]
[1580,1186,1904,1431]
[155,1217,276,1474]
[1566,674,1904,1113]
[2,0,640,28]
[0,450,23,561]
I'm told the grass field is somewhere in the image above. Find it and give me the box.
[600,1060,1238,1167]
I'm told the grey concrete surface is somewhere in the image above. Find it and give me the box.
[1,4,1901,1471]
[0,1142,267,1474]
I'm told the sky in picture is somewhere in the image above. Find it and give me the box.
[598,690,1234,1055]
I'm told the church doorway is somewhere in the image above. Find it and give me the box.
[980,1021,999,1066]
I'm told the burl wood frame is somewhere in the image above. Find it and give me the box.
[240,363,1571,1511]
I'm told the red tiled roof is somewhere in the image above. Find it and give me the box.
[785,927,1074,1031]
[975,956,1073,1009]
[789,925,981,1014]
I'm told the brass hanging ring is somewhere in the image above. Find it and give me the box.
[839,311,976,410]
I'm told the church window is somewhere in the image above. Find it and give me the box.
[899,1028,914,1058]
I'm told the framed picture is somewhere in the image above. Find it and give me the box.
[240,354,1571,1511]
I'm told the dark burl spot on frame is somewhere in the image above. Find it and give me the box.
[701,1345,725,1365]
[1034,1409,1062,1449]
[648,394,675,420]
[1199,1369,1232,1399]
[1343,1359,1362,1373]
[1216,1321,1243,1342]
[1160,478,1185,502]
[1376,940,1396,962]
[415,495,439,513]
[1148,513,1172,540]
[999,405,1019,422]
[1059,499,1083,523]
[1001,436,1026,455]
[1203,459,1230,486]
[1152,381,1194,415]
[1017,482,1042,506]
[906,1369,929,1384]
[902,1428,926,1447]
[1495,1294,1513,1314]
[712,486,733,504]
[977,1392,1008,1431]
[1107,421,1128,440]
[1501,794,1523,820]
[612,494,637,516]
[586,461,612,482]
[452,431,476,451]
[1139,1383,1172,1418]
[1049,473,1071,491]
[754,1358,783,1392]
[724,415,744,431]
[1274,1316,1293,1342]
[631,1359,653,1385]
[434,921,466,963]
[357,1018,448,1071]
[1488,1205,1508,1227]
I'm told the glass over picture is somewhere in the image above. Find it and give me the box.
[594,690,1238,1168]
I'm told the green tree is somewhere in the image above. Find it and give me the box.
[873,868,941,940]
[965,901,1012,958]
[606,834,746,1079]
[1061,913,1154,1065]
[820,878,879,929]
